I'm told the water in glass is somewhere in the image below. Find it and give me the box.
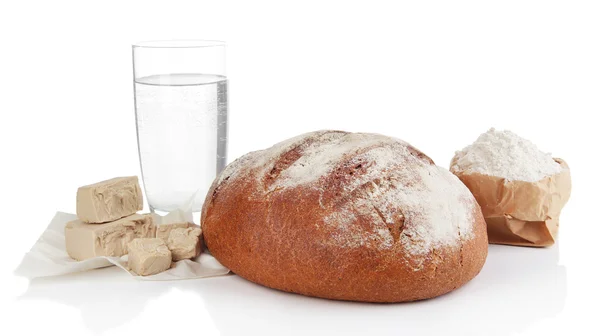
[134,73,227,212]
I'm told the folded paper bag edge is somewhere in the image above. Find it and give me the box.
[450,158,571,247]
[485,216,556,247]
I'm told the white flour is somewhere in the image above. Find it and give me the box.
[452,128,562,182]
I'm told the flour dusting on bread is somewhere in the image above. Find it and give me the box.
[322,141,475,256]
[214,130,476,257]
[273,132,396,189]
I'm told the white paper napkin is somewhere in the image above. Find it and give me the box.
[14,212,230,280]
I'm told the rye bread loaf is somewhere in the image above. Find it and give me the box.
[201,131,488,302]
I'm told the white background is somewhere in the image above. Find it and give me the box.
[1,1,599,335]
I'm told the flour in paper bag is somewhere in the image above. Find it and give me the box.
[452,128,562,182]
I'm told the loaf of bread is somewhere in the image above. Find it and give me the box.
[202,131,488,302]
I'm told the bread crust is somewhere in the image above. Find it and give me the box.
[202,131,488,302]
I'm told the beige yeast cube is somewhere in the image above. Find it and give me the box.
[167,227,202,261]
[65,214,155,261]
[127,238,172,276]
[77,176,143,223]
[156,222,197,240]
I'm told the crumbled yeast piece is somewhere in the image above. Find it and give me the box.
[156,222,196,240]
[167,227,202,261]
[127,238,172,276]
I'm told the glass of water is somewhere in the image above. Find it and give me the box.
[132,40,227,215]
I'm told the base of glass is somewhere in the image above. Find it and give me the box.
[149,208,170,217]
[150,207,201,224]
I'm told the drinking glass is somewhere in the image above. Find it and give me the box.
[132,40,227,215]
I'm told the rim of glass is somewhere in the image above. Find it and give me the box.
[132,40,226,49]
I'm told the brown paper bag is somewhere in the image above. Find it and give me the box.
[450,158,571,247]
